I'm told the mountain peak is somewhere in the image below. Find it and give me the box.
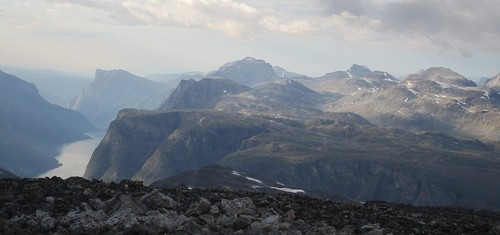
[347,64,371,78]
[417,67,477,87]
[485,72,500,90]
[209,57,277,86]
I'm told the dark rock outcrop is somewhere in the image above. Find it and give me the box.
[1,177,499,234]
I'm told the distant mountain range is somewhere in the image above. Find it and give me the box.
[3,57,499,209]
[0,66,90,107]
[0,70,94,177]
[69,69,172,128]
[82,57,500,209]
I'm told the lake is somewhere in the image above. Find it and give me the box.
[38,131,104,179]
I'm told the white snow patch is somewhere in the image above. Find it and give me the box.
[482,92,490,99]
[371,87,378,93]
[384,78,398,83]
[357,87,362,90]
[270,187,305,194]
[251,185,261,189]
[276,182,285,186]
[232,170,242,176]
[363,78,373,84]
[188,187,192,190]
[404,97,409,102]
[407,88,418,95]
[346,71,353,78]
[435,81,451,88]
[245,177,263,184]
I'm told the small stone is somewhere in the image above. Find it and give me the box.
[286,209,296,220]
[36,210,55,230]
[140,189,176,210]
[210,204,220,215]
[45,196,55,204]
[83,188,93,196]
[262,215,280,225]
[231,217,250,231]
[221,197,255,216]
[367,229,384,235]
[196,198,212,214]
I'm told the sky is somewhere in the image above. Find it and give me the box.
[0,0,499,78]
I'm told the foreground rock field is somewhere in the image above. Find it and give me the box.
[1,177,499,234]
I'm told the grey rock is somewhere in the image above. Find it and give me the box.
[140,189,176,210]
[61,210,106,233]
[221,197,256,216]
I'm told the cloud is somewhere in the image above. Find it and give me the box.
[48,0,500,55]
[319,0,500,55]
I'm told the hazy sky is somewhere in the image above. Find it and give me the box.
[0,0,499,78]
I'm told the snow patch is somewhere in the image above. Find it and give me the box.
[404,97,409,102]
[231,171,241,176]
[407,89,418,95]
[276,182,285,186]
[363,78,373,84]
[435,81,451,88]
[251,185,261,189]
[482,92,490,100]
[245,177,263,184]
[270,187,305,194]
[346,71,353,78]
[371,86,378,93]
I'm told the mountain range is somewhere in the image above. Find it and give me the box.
[0,70,94,177]
[83,57,500,209]
[3,57,499,210]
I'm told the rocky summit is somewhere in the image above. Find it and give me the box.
[1,177,500,235]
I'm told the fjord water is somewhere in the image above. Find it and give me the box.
[38,131,104,179]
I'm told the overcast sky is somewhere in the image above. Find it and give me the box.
[0,0,499,78]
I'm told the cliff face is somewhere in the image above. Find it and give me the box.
[69,69,168,127]
[84,109,268,184]
[84,108,500,209]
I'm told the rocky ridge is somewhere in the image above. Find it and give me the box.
[1,177,499,235]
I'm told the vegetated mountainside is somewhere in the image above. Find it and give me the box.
[0,70,94,177]
[325,67,500,141]
[69,69,170,127]
[208,57,279,86]
[0,66,90,107]
[3,177,500,234]
[84,108,500,209]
